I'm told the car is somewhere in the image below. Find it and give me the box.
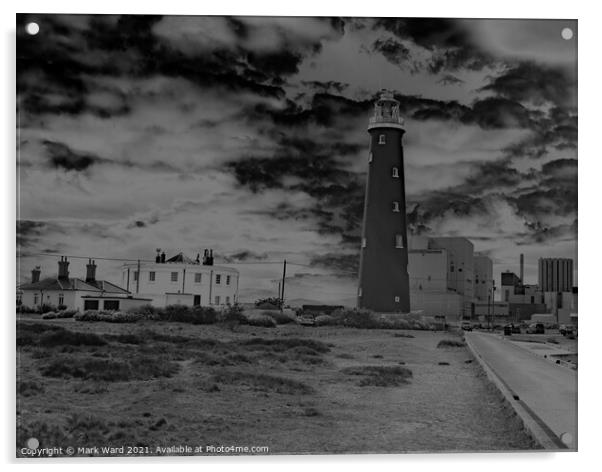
[526,323,545,334]
[503,324,513,336]
[297,315,315,326]
[460,321,473,331]
[511,325,521,334]
[559,324,575,336]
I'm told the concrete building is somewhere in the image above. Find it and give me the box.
[357,90,410,312]
[538,258,573,292]
[473,254,493,302]
[16,257,147,312]
[121,249,239,308]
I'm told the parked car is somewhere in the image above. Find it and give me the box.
[559,324,575,336]
[511,325,521,334]
[526,323,545,334]
[460,321,473,331]
[297,315,316,326]
[503,324,513,336]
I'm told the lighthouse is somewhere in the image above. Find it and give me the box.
[357,90,410,313]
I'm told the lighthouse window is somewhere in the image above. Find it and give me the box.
[392,201,400,212]
[361,237,367,248]
[378,134,386,144]
[392,167,399,178]
[395,296,400,302]
[358,287,362,296]
[171,272,178,282]
[395,234,404,248]
[369,152,373,162]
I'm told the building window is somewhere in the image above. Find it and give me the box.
[226,296,231,305]
[530,296,535,304]
[215,295,220,305]
[171,272,178,282]
[358,287,362,297]
[103,300,120,311]
[395,234,404,248]
[395,296,400,302]
[361,237,367,248]
[392,167,399,178]
[226,275,231,285]
[504,290,509,302]
[215,274,221,285]
[17,293,22,305]
[450,265,455,272]
[149,271,155,282]
[392,201,400,212]
[194,273,202,283]
[133,271,139,281]
[33,294,38,305]
[58,294,64,306]
[84,299,99,310]
[378,134,386,144]
[369,152,373,162]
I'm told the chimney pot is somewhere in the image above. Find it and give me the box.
[86,258,97,283]
[58,257,70,279]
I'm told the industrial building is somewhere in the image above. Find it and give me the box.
[121,249,239,308]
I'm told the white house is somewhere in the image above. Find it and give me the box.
[120,250,239,308]
[17,257,150,312]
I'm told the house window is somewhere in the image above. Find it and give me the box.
[149,271,155,282]
[215,295,220,305]
[84,299,99,311]
[194,273,202,283]
[358,287,362,297]
[392,201,400,212]
[215,274,221,285]
[17,293,22,305]
[103,300,120,311]
[369,152,373,162]
[395,234,404,248]
[34,294,38,305]
[504,290,510,302]
[58,294,64,306]
[226,275,231,285]
[133,271,139,281]
[450,265,455,272]
[530,296,535,304]
[226,296,231,305]
[378,134,386,144]
[395,296,400,302]
[361,237,367,248]
[171,272,178,282]
[392,167,399,178]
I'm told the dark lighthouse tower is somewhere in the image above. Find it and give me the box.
[357,91,410,313]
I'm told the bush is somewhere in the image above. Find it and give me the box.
[37,303,58,314]
[341,365,413,387]
[75,310,143,323]
[331,308,382,329]
[219,303,245,330]
[269,310,296,325]
[437,339,466,348]
[155,304,217,324]
[39,330,107,347]
[245,313,277,328]
[254,297,283,310]
[16,305,34,314]
[126,304,160,320]
[212,370,314,394]
[42,309,77,319]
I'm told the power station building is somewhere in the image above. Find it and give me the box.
[357,91,410,313]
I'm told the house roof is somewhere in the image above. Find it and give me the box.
[18,277,129,294]
[165,252,198,264]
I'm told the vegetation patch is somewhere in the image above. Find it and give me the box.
[437,339,466,348]
[212,370,314,395]
[239,337,331,353]
[341,365,413,387]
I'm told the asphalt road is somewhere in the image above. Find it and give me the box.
[466,331,577,447]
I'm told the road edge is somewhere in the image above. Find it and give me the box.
[464,332,569,451]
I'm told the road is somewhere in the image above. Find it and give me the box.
[466,331,577,448]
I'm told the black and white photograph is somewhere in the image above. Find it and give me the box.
[15,11,578,458]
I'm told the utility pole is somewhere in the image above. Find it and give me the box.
[136,259,140,294]
[280,259,287,308]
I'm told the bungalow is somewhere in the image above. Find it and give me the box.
[17,257,150,312]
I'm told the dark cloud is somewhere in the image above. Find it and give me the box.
[43,140,107,171]
[372,38,411,67]
[480,62,575,107]
[468,97,533,129]
[224,250,269,262]
[310,253,359,277]
[301,80,349,94]
[437,74,464,86]
[17,220,47,248]
[374,18,493,73]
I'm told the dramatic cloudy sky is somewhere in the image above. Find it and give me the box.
[16,15,577,305]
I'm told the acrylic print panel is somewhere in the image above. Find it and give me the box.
[16,14,577,456]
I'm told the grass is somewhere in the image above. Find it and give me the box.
[341,365,413,387]
[211,370,315,395]
[437,339,466,348]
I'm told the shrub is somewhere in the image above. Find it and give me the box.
[245,313,277,328]
[37,303,58,314]
[39,330,107,347]
[17,379,45,397]
[16,305,34,314]
[240,337,331,353]
[219,303,245,330]
[75,310,143,323]
[42,309,77,320]
[191,305,217,324]
[331,308,381,329]
[341,365,413,387]
[126,304,160,320]
[41,311,57,319]
[255,297,283,310]
[437,339,466,348]
[269,311,296,325]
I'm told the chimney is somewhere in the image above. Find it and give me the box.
[31,266,41,284]
[86,259,97,282]
[58,256,70,279]
[155,249,162,263]
[520,254,524,283]
[196,253,200,264]
[202,249,208,265]
[160,251,166,263]
[209,249,214,266]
